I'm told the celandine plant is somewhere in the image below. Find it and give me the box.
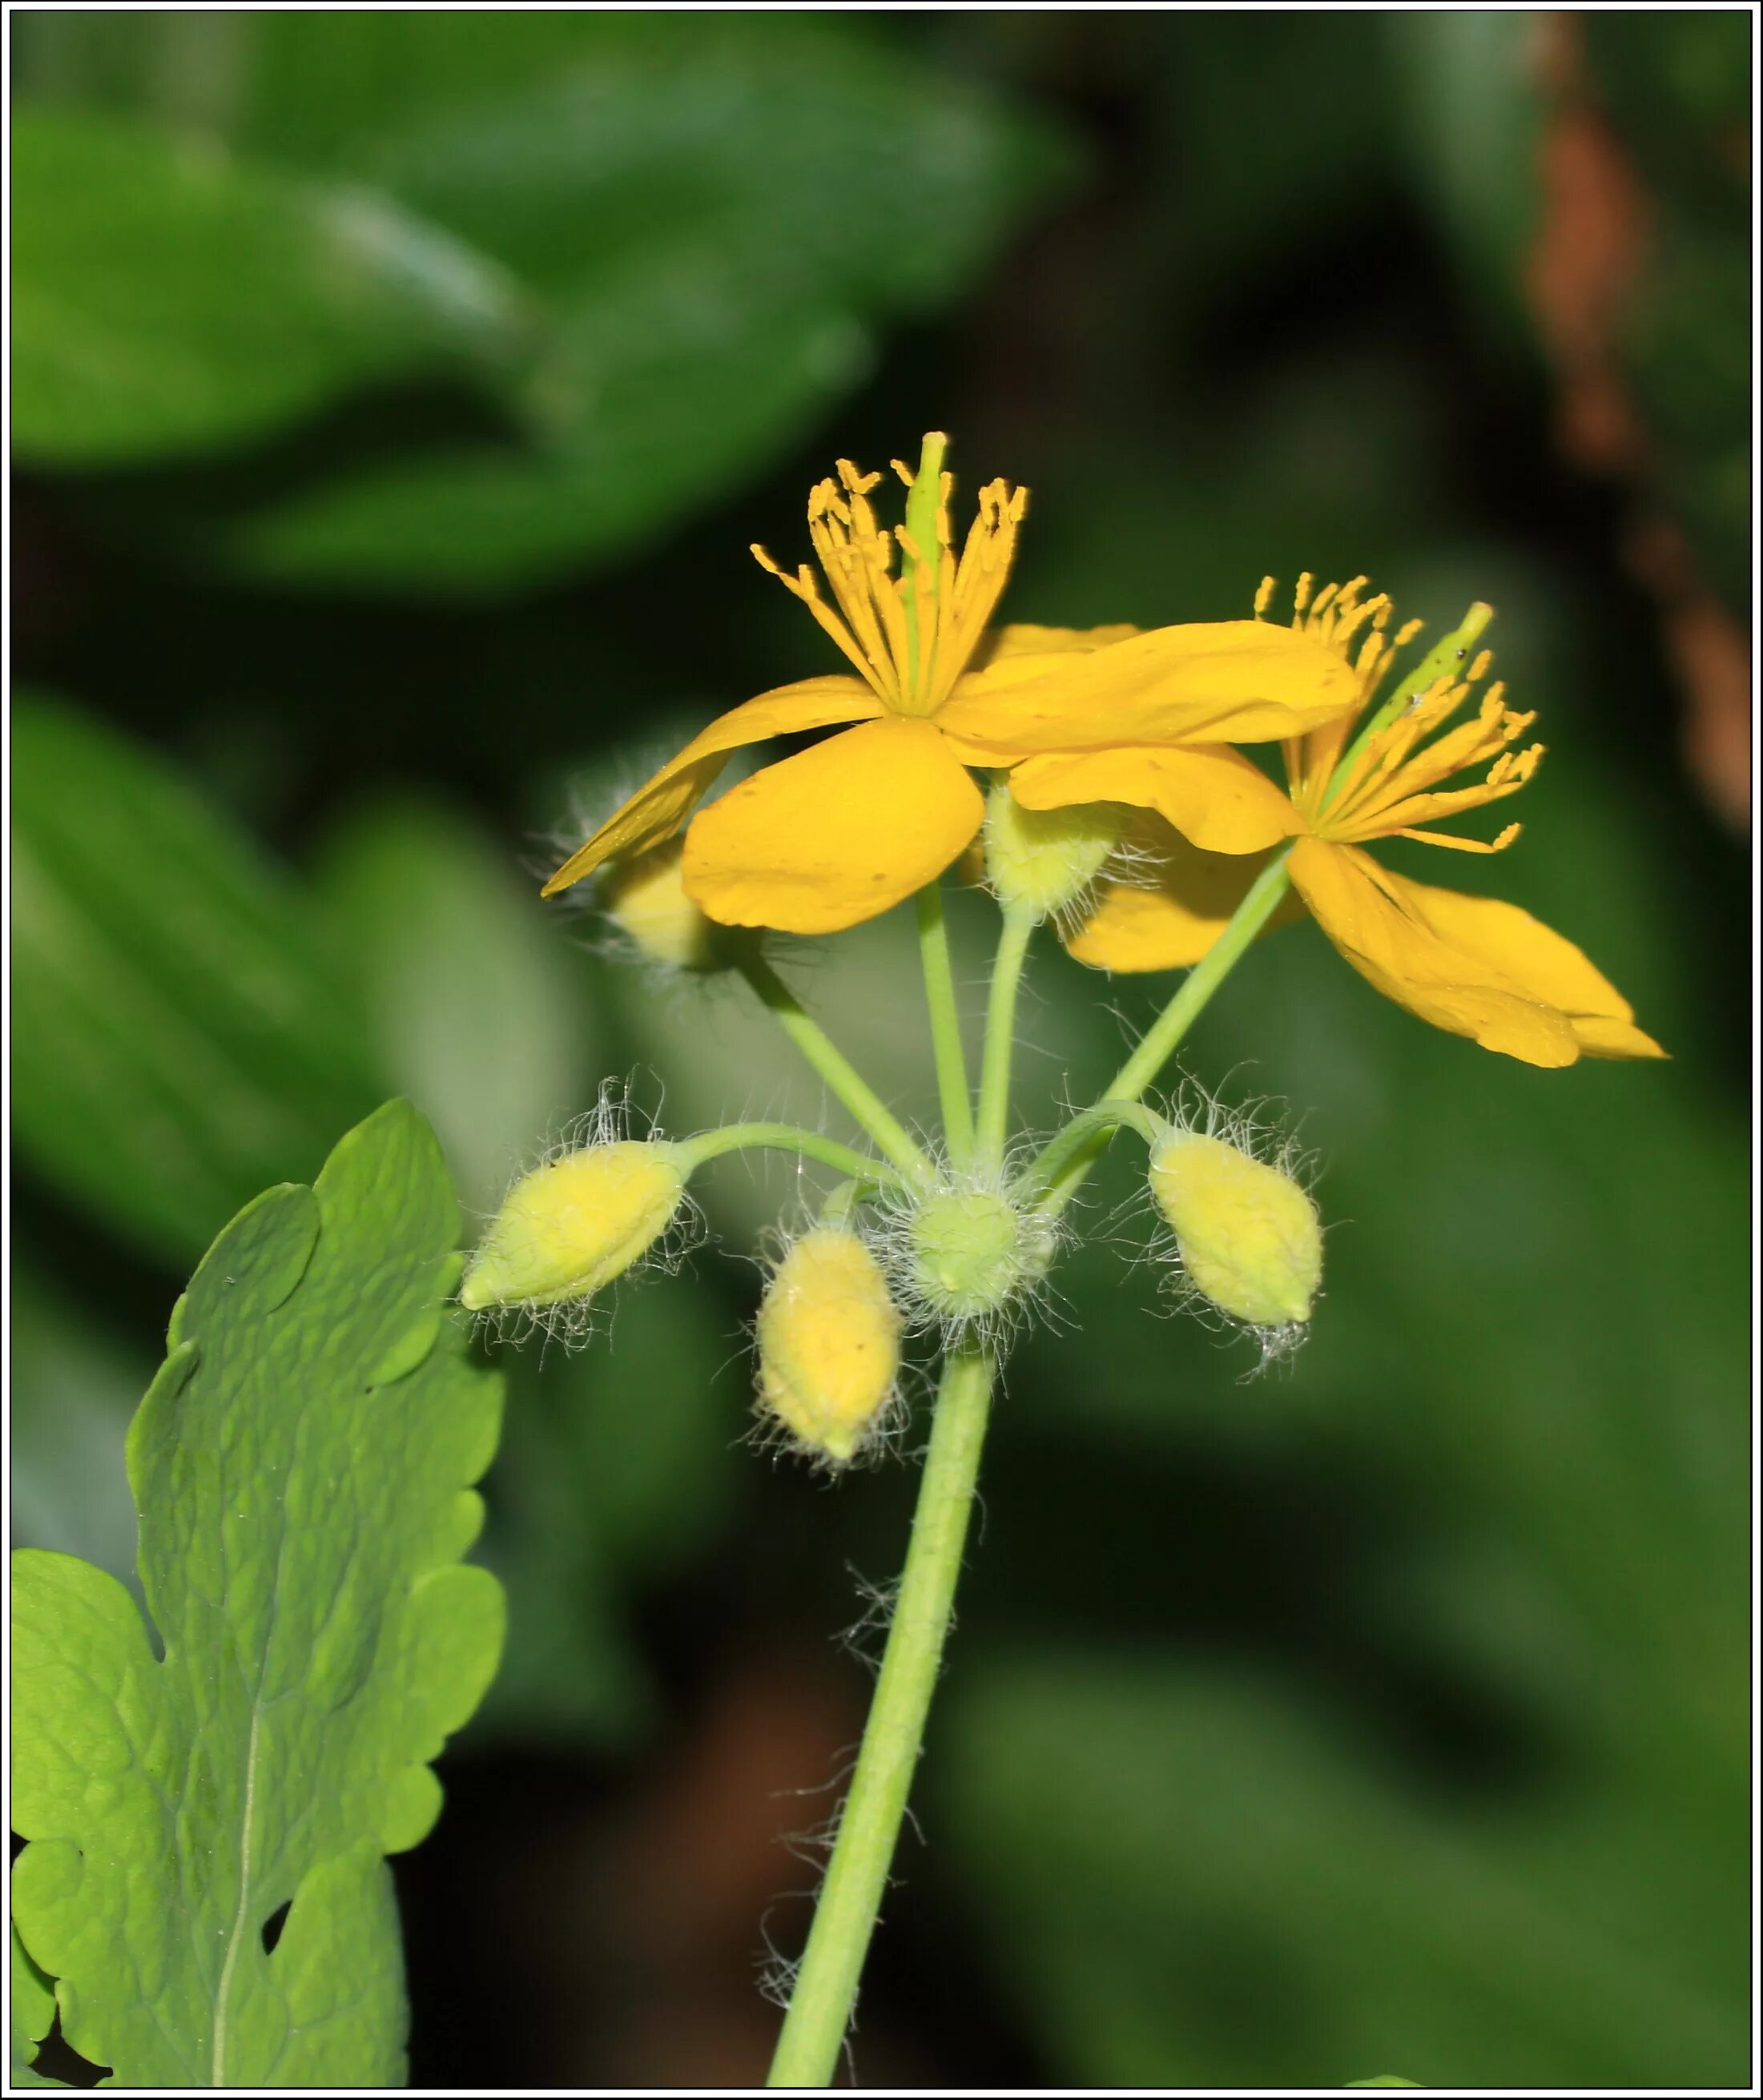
[466,436,1664,2088]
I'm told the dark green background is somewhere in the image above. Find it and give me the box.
[10,11,1750,2089]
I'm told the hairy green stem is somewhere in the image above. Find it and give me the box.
[975,903,1036,1167]
[916,883,975,1164]
[1016,1096,1164,1199]
[739,952,932,1186]
[672,1124,907,1192]
[767,1345,996,2088]
[1036,851,1295,1215]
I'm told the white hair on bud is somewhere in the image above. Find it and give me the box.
[1133,1070,1326,1376]
[457,1076,704,1354]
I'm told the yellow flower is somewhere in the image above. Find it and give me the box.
[541,441,1358,935]
[1032,577,1665,1068]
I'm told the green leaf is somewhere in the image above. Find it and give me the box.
[10,696,384,1262]
[1348,2082,1423,2090]
[481,1282,742,1744]
[220,266,872,592]
[10,1924,62,2087]
[311,795,594,1217]
[10,1100,505,2087]
[17,15,1070,591]
[1385,12,1541,343]
[11,110,529,465]
[8,1266,147,1593]
[944,1664,1748,2090]
[225,26,1067,590]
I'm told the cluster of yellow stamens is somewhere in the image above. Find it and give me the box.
[751,437,1027,718]
[1257,573,1544,855]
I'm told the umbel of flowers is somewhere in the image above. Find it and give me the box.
[465,437,1663,2090]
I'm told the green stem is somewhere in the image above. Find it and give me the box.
[975,903,1036,1168]
[767,1345,996,2088]
[1036,850,1294,1216]
[916,883,975,1164]
[671,1124,907,1192]
[739,952,932,1186]
[1016,1097,1163,1200]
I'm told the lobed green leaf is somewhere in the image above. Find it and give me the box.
[10,1100,505,2086]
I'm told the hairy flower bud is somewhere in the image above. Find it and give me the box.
[1148,1129,1321,1328]
[461,1141,687,1312]
[904,1185,1053,1327]
[758,1225,901,1463]
[602,838,719,971]
[983,782,1123,921]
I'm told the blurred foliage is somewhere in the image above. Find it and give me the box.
[12,10,1069,592]
[9,7,1749,2091]
[1580,10,1751,615]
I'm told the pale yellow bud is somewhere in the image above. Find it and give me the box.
[461,1141,686,1311]
[602,839,717,970]
[984,782,1123,920]
[758,1226,901,1464]
[1148,1131,1322,1328]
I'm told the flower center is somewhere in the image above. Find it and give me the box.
[752,439,1027,717]
[1262,574,1544,857]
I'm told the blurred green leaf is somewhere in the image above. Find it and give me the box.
[944,1663,1748,2089]
[14,15,1071,592]
[11,110,528,465]
[10,696,384,1263]
[311,795,593,1217]
[1385,12,1541,340]
[479,1281,743,1745]
[222,268,871,592]
[7,1268,147,1595]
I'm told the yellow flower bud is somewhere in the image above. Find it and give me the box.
[984,782,1123,921]
[1148,1130,1322,1329]
[758,1226,901,1464]
[460,1141,687,1312]
[602,838,718,971]
[905,1185,1053,1327]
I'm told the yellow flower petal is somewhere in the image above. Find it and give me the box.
[976,622,1140,663]
[935,621,1360,761]
[1010,744,1300,854]
[541,676,879,896]
[682,716,984,934]
[1384,872,1667,1060]
[1064,827,1282,972]
[1289,838,1662,1064]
